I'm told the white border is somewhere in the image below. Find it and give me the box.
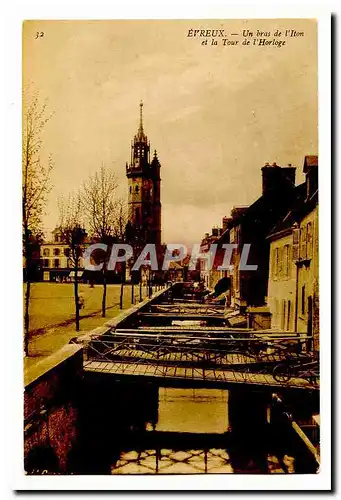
[2,1,332,493]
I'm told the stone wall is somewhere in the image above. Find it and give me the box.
[24,344,83,474]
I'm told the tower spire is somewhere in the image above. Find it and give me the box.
[138,100,144,135]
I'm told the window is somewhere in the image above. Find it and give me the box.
[54,234,60,243]
[300,226,307,259]
[54,248,60,256]
[54,259,60,268]
[43,248,50,257]
[284,244,290,277]
[67,258,72,268]
[292,242,299,261]
[43,259,49,268]
[293,227,300,244]
[292,226,300,260]
[275,247,280,277]
[135,185,139,193]
[301,285,306,315]
[129,186,132,194]
[64,248,70,257]
[277,247,281,277]
[306,222,313,258]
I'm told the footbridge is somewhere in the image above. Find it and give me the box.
[78,283,319,392]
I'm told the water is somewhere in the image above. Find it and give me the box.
[111,387,233,474]
[156,388,228,434]
[75,372,318,475]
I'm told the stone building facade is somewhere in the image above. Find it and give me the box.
[40,228,87,282]
[267,156,319,351]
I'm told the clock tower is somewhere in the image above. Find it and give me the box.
[126,102,161,247]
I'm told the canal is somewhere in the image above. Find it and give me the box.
[70,373,317,475]
[24,285,319,475]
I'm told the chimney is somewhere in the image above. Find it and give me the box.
[212,227,219,237]
[231,206,248,219]
[261,162,296,197]
[303,155,318,199]
[222,216,231,231]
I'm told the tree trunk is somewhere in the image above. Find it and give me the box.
[102,266,107,318]
[148,270,152,298]
[120,267,124,310]
[74,268,80,331]
[24,278,31,356]
[131,277,134,305]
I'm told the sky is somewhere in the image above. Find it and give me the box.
[23,19,317,245]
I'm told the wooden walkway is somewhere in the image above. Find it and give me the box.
[81,285,318,393]
[84,360,318,391]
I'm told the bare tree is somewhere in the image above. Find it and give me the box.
[22,92,53,356]
[113,196,129,241]
[58,194,87,331]
[113,197,129,309]
[82,165,123,316]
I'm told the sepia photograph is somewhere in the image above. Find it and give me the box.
[16,13,331,489]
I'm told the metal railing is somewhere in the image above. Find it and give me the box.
[83,332,318,388]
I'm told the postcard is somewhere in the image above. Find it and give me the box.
[16,14,331,491]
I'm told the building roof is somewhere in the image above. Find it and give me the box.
[218,156,318,243]
[267,183,318,240]
[218,187,294,242]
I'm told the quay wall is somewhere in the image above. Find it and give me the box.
[24,344,83,474]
